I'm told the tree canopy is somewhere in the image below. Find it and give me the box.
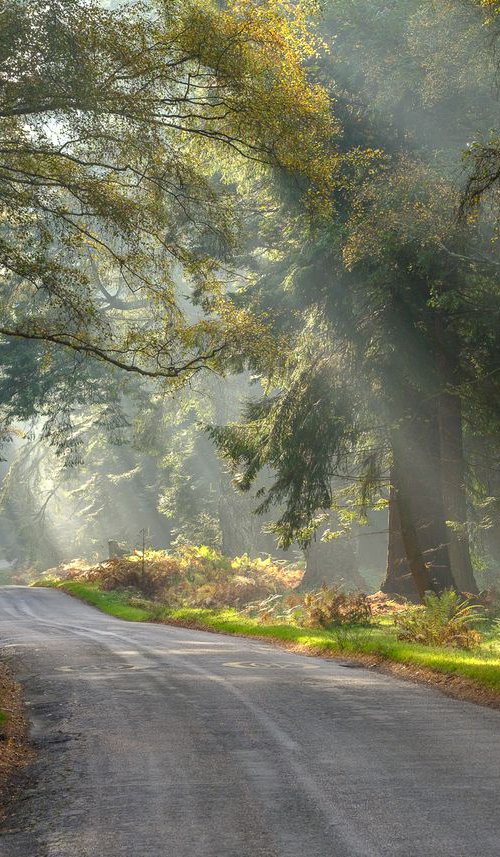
[0,0,341,382]
[2,0,500,601]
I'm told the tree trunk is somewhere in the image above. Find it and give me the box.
[391,442,436,600]
[482,465,500,575]
[390,394,456,599]
[438,390,478,593]
[381,472,417,599]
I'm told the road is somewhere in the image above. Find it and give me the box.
[0,586,499,857]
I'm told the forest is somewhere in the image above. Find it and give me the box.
[2,0,500,649]
[3,4,500,852]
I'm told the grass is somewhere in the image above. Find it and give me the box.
[43,580,152,621]
[41,579,500,695]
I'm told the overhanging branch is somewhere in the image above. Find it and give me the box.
[0,327,226,379]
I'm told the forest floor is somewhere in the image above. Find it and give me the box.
[42,579,500,708]
[0,662,33,822]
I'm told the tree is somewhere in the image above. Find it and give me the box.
[0,0,338,383]
[210,0,500,596]
[460,1,500,212]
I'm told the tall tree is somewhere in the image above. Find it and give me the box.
[211,0,500,596]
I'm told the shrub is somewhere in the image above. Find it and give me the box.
[299,585,372,629]
[243,586,372,628]
[44,546,303,609]
[394,590,484,649]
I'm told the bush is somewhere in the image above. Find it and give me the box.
[44,546,303,609]
[243,586,372,628]
[299,585,372,629]
[477,587,500,620]
[394,590,483,649]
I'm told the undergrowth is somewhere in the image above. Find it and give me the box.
[394,590,484,650]
[41,546,303,608]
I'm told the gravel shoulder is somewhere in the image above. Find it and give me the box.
[1,585,499,857]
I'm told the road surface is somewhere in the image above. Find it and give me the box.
[0,586,499,857]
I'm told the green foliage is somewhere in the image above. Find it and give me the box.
[208,0,500,597]
[394,590,484,649]
[44,545,303,608]
[0,0,344,388]
[209,349,368,548]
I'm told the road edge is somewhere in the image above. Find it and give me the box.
[160,614,500,710]
[0,660,34,826]
[40,582,500,711]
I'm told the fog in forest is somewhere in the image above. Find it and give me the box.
[4,4,500,853]
[1,0,500,601]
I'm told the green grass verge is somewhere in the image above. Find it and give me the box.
[40,579,500,693]
[40,580,152,621]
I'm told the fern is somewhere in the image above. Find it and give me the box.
[394,590,484,649]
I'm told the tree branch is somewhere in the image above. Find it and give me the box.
[0,327,226,380]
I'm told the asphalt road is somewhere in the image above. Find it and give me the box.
[0,586,499,857]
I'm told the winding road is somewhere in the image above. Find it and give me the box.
[0,586,499,857]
